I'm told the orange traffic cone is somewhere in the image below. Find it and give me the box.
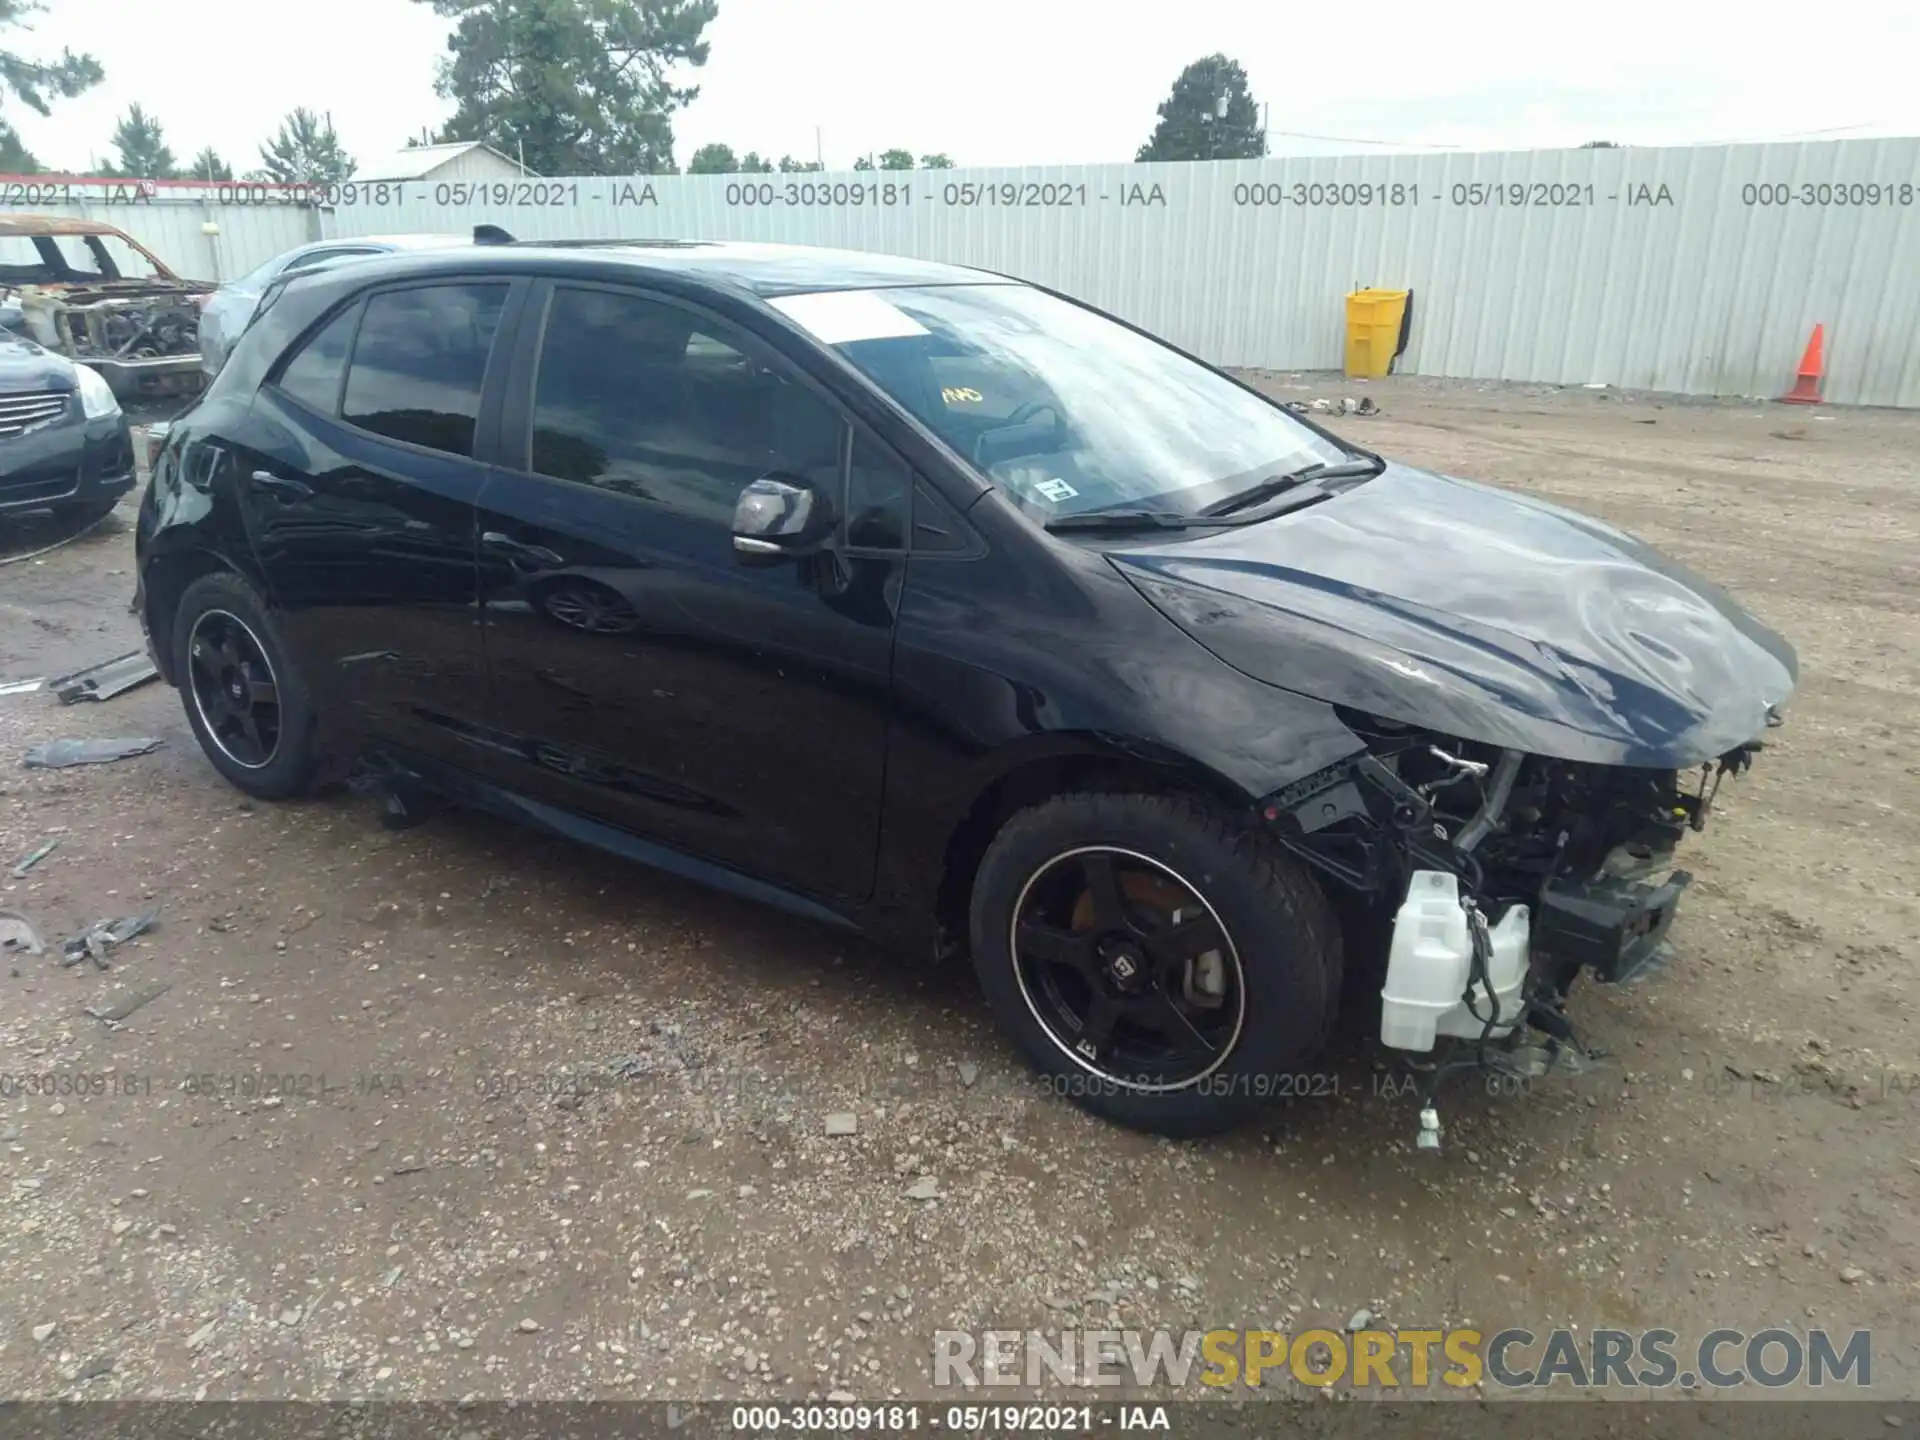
[1780,324,1826,404]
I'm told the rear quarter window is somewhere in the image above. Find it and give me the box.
[273,304,360,416]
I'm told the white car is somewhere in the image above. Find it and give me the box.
[196,234,471,378]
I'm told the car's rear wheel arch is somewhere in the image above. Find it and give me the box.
[935,739,1251,949]
[144,546,253,685]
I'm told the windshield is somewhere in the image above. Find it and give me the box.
[236,251,297,290]
[769,283,1347,520]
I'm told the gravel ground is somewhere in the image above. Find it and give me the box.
[0,378,1915,1406]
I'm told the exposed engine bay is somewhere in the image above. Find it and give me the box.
[1261,704,1781,1147]
[0,217,212,399]
[19,283,201,358]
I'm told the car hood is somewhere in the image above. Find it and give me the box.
[197,287,256,358]
[1110,462,1798,768]
[0,331,76,392]
[22,279,214,302]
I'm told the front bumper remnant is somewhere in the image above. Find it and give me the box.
[1535,871,1693,984]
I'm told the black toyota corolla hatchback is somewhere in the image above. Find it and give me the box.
[134,238,1797,1137]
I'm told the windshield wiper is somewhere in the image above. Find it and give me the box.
[1198,457,1385,518]
[1044,509,1194,533]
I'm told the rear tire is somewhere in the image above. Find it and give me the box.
[172,571,321,801]
[968,791,1342,1138]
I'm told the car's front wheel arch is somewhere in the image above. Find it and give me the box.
[934,740,1253,955]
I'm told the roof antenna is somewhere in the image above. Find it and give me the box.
[473,224,515,245]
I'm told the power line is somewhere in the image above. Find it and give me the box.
[1266,128,1462,150]
[1263,119,1885,153]
[1685,121,1881,145]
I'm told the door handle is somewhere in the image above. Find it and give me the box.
[249,469,312,499]
[482,531,565,567]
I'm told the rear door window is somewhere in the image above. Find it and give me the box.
[340,283,509,458]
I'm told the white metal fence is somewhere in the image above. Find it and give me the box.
[17,135,1920,406]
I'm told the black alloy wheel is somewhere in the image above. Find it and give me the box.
[186,608,283,769]
[1010,845,1244,1092]
[540,580,640,634]
[969,792,1342,1138]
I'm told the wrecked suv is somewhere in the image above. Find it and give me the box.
[133,241,1796,1138]
[0,215,212,402]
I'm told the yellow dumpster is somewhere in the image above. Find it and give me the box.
[1345,288,1411,379]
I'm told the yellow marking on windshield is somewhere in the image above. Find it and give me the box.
[942,386,984,404]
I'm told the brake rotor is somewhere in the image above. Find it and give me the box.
[1070,867,1228,1008]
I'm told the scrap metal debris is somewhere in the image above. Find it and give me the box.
[0,910,46,958]
[50,650,159,704]
[0,677,46,696]
[10,839,57,877]
[607,1053,657,1083]
[22,736,164,769]
[1283,396,1380,416]
[85,981,169,1023]
[60,908,159,970]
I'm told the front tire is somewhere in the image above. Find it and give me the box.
[969,791,1343,1138]
[172,571,321,801]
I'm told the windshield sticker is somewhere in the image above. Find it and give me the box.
[1036,478,1079,502]
[767,290,930,345]
[941,386,984,405]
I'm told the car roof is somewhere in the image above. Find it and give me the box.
[0,213,138,239]
[302,233,471,252]
[293,239,1007,298]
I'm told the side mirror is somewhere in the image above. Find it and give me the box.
[732,473,833,563]
[0,300,23,333]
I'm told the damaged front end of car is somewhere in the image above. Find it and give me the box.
[1259,711,1779,1137]
[1107,460,1799,1143]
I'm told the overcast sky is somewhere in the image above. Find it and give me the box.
[11,0,1920,174]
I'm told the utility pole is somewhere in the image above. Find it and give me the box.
[816,126,823,169]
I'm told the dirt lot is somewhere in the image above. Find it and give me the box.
[0,377,1915,1407]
